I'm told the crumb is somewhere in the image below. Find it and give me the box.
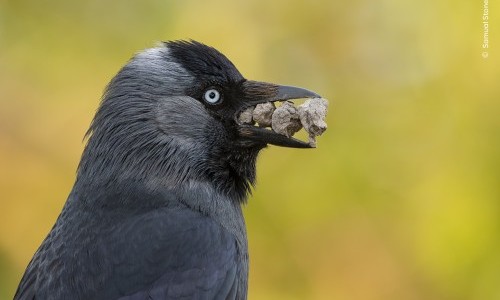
[238,106,255,124]
[271,101,302,137]
[252,102,275,127]
[298,98,328,147]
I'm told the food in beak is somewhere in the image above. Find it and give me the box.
[271,101,302,137]
[238,97,329,147]
[252,102,275,127]
[238,106,255,125]
[298,98,328,147]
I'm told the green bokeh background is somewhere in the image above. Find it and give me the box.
[1,0,498,299]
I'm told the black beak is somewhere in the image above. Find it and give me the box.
[236,80,321,148]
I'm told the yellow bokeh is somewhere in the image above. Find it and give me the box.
[1,0,498,299]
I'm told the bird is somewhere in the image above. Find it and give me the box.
[14,40,320,300]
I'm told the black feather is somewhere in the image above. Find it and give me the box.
[166,40,243,83]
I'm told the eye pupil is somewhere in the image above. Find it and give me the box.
[204,89,221,104]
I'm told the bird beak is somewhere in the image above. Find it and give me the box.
[237,80,321,148]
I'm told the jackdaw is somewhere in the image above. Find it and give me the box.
[14,40,320,300]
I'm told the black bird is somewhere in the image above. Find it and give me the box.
[15,40,320,300]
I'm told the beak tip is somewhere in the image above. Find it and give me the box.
[275,85,321,101]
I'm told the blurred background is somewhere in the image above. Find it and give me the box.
[1,0,499,299]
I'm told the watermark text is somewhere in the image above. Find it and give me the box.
[482,0,489,58]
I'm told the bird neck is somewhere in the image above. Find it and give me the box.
[203,144,261,204]
[76,131,261,206]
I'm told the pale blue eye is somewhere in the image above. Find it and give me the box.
[204,89,221,104]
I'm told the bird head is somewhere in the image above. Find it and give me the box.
[78,41,320,203]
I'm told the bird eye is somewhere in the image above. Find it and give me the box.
[203,89,221,104]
